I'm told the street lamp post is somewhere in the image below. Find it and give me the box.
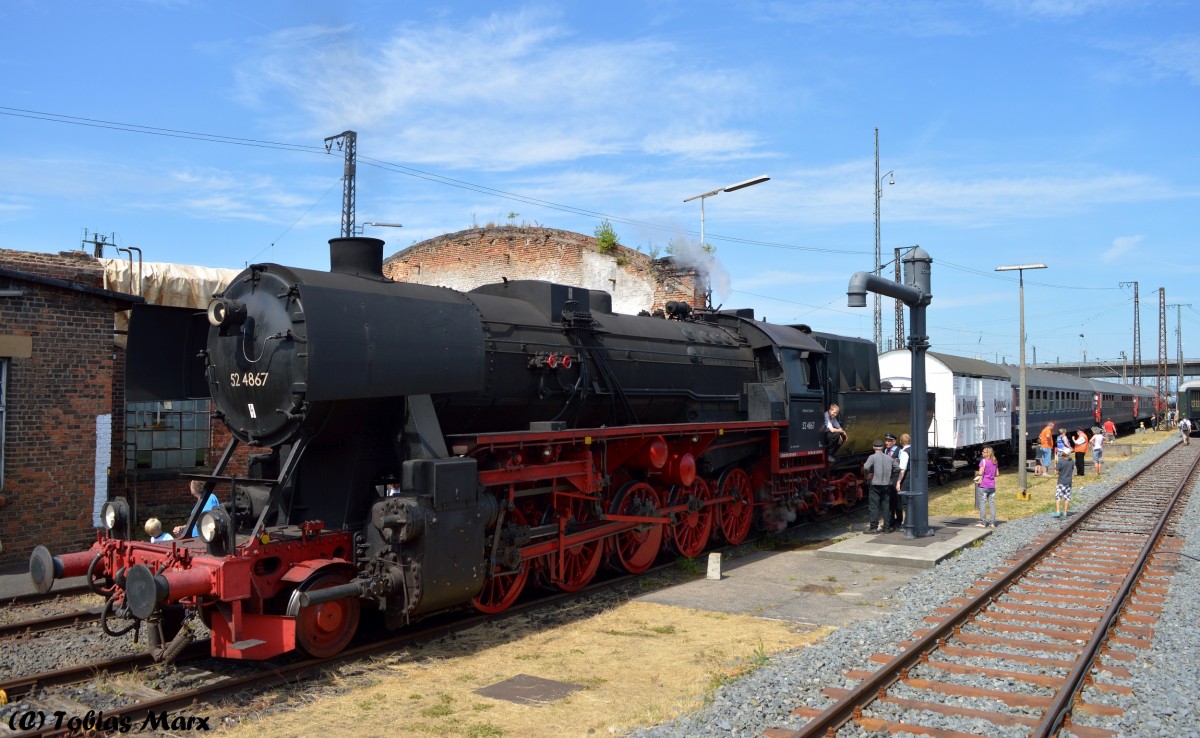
[684,175,770,308]
[995,263,1047,498]
[354,221,404,235]
[874,127,895,354]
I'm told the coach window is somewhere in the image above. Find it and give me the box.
[125,399,211,472]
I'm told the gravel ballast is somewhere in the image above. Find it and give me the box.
[627,436,1199,738]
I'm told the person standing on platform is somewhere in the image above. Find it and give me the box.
[1103,417,1116,441]
[883,433,903,530]
[894,433,912,496]
[1073,428,1089,476]
[1053,449,1074,519]
[1036,421,1054,476]
[894,433,913,530]
[1092,429,1105,475]
[974,446,999,528]
[863,439,897,534]
[1055,428,1072,460]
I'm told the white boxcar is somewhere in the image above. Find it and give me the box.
[878,351,1012,460]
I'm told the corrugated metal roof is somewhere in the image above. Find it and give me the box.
[926,351,1010,379]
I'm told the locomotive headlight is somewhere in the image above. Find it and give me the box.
[101,498,131,540]
[198,510,222,542]
[198,507,234,556]
[207,297,247,328]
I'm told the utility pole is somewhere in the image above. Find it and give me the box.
[1120,281,1142,386]
[325,131,358,238]
[872,128,894,354]
[1167,303,1190,395]
[1158,288,1168,417]
[893,247,904,349]
[81,229,114,258]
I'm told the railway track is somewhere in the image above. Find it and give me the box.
[0,608,101,639]
[0,532,753,737]
[2,585,94,609]
[766,441,1197,738]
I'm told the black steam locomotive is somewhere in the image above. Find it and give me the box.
[31,237,915,661]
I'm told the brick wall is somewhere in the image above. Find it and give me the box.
[383,226,703,314]
[0,250,122,563]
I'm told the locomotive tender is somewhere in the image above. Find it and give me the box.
[31,237,915,661]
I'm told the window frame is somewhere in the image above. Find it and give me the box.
[124,398,212,473]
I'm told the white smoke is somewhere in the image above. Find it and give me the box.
[667,235,731,307]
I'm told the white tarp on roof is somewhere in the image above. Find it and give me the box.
[101,259,240,309]
[102,259,242,345]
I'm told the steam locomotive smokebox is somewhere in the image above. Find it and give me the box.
[403,457,480,510]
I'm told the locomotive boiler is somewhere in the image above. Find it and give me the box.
[31,236,907,661]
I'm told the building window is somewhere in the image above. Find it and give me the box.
[0,359,7,490]
[125,399,211,470]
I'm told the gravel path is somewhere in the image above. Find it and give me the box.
[627,436,1199,738]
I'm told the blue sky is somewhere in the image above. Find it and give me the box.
[2,0,1198,375]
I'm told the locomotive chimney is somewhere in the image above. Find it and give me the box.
[329,236,385,278]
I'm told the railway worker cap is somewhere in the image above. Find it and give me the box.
[884,433,897,441]
[872,439,884,449]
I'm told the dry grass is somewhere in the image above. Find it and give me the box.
[925,429,1169,520]
[223,601,827,738]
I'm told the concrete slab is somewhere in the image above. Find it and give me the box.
[814,516,994,569]
[635,547,924,629]
[635,514,994,627]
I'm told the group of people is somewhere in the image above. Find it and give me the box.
[142,480,220,543]
[1034,421,1106,479]
[848,404,1195,538]
[862,432,912,534]
[1033,420,1108,522]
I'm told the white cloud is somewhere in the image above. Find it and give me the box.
[233,10,767,170]
[1102,234,1144,262]
[1141,34,1200,85]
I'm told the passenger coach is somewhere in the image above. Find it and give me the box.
[878,351,1011,467]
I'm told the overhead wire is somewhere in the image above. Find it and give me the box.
[2,105,862,255]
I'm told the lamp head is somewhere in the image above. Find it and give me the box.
[723,175,770,193]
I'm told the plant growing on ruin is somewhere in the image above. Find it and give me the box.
[595,219,619,254]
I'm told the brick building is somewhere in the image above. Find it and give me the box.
[0,250,141,564]
[384,226,704,314]
[0,248,245,565]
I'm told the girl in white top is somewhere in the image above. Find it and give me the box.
[1091,431,1104,476]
